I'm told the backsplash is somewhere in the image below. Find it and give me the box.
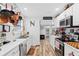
[65,28,79,34]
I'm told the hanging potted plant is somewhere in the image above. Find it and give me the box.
[0,9,11,23]
[19,16,22,20]
[10,13,19,26]
[0,9,16,24]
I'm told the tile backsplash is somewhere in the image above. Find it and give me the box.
[65,28,79,34]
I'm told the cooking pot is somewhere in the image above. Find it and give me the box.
[0,9,15,24]
[10,14,19,25]
[11,14,19,21]
[0,9,11,17]
[0,16,9,24]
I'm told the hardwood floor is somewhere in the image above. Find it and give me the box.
[27,39,56,56]
[39,39,56,56]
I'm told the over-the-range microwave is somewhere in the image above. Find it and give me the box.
[60,19,66,27]
[66,16,73,27]
[60,16,73,27]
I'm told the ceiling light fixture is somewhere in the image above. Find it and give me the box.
[55,8,60,11]
[24,8,27,10]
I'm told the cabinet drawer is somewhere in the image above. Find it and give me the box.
[5,46,19,56]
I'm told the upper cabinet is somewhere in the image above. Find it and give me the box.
[53,18,60,28]
[65,5,73,17]
[56,5,73,27]
[73,4,79,26]
[57,4,79,27]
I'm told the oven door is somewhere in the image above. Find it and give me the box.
[55,39,60,50]
[55,39,64,56]
[66,18,71,27]
[66,16,73,27]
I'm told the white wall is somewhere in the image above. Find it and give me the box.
[40,26,46,35]
[40,20,54,26]
[53,18,60,28]
[26,16,30,32]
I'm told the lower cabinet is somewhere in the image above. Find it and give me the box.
[49,35,59,50]
[64,43,79,56]
[26,39,31,53]
[49,35,55,50]
[5,46,19,56]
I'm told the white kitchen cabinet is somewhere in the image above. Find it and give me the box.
[73,4,79,26]
[26,38,32,53]
[56,11,65,21]
[64,43,73,56]
[54,4,79,27]
[20,39,28,56]
[49,35,56,50]
[65,6,73,17]
[64,43,79,56]
[5,46,19,56]
[55,9,66,27]
[58,5,73,27]
[23,40,27,53]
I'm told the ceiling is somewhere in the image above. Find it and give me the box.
[16,3,68,18]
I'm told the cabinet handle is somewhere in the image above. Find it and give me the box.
[20,44,23,46]
[68,52,75,56]
[25,44,27,46]
[12,52,16,54]
[0,48,2,51]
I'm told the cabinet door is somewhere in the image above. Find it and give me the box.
[22,40,27,55]
[49,35,55,50]
[65,6,73,17]
[73,50,79,56]
[73,4,79,26]
[64,44,74,56]
[26,38,31,53]
[5,46,19,56]
[64,44,79,56]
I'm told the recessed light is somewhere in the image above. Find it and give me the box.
[55,8,60,11]
[24,8,27,10]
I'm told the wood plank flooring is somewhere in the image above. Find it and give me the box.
[27,39,56,56]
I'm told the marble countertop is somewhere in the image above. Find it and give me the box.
[0,37,29,56]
